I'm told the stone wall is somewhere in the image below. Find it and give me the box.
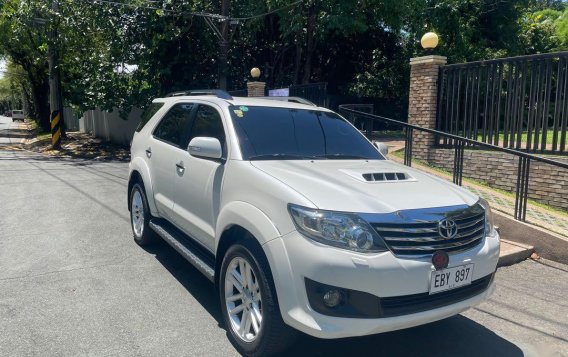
[408,55,447,160]
[428,148,568,211]
[247,81,266,97]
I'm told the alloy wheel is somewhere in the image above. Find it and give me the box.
[131,190,144,237]
[224,256,263,342]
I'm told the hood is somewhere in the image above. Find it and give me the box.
[250,160,478,213]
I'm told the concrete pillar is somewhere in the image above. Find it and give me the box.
[408,55,447,160]
[247,81,266,97]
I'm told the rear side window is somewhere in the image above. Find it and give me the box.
[153,104,194,147]
[136,103,164,132]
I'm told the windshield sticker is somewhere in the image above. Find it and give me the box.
[239,106,249,112]
[233,109,244,118]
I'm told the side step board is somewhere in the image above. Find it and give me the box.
[149,219,215,282]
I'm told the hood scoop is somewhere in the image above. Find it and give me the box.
[339,169,416,183]
[362,172,411,182]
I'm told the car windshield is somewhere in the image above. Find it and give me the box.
[229,105,384,161]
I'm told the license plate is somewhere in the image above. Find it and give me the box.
[429,264,474,294]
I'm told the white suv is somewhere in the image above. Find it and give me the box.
[128,90,499,356]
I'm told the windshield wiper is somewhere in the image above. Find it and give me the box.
[314,153,370,160]
[248,153,316,161]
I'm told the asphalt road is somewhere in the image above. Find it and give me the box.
[0,115,28,146]
[0,148,566,356]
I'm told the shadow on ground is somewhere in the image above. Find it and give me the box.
[142,239,523,357]
[21,132,130,161]
[0,128,32,139]
[141,239,223,325]
[287,315,523,356]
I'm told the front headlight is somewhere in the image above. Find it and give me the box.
[479,198,497,238]
[288,204,388,253]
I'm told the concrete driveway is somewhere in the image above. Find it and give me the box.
[0,115,29,146]
[0,149,566,356]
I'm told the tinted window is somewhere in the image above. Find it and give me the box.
[185,105,225,147]
[230,106,383,160]
[136,102,164,132]
[153,104,193,146]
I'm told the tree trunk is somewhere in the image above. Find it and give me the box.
[302,5,316,84]
[293,41,303,85]
[30,79,50,132]
[218,0,230,90]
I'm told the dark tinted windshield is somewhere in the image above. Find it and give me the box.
[230,106,383,160]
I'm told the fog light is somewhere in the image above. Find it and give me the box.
[323,289,343,308]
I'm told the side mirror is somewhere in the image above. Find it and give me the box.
[188,137,222,160]
[374,141,389,156]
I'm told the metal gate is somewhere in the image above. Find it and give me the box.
[289,82,328,107]
[437,51,568,154]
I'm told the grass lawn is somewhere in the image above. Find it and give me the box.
[475,130,564,146]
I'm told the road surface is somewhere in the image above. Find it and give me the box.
[0,148,566,356]
[0,115,29,146]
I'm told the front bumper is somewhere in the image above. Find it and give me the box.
[262,230,500,339]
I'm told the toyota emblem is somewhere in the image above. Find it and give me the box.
[438,218,458,239]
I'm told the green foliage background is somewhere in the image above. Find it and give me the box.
[0,0,566,127]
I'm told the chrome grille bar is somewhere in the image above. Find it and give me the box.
[389,234,484,252]
[369,204,486,256]
[382,226,484,243]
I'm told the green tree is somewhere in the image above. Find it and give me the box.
[0,0,50,130]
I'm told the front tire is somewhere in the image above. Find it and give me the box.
[219,242,296,356]
[130,183,154,246]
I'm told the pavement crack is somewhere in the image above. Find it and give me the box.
[473,307,568,343]
[0,257,131,282]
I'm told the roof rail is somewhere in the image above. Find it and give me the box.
[259,96,317,106]
[165,89,233,100]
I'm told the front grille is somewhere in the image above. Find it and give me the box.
[380,273,494,317]
[371,205,486,256]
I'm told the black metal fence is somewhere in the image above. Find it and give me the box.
[339,104,568,222]
[228,82,328,107]
[340,104,375,137]
[289,82,328,107]
[228,89,248,97]
[437,51,568,155]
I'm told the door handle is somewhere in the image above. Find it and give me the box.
[175,161,185,172]
[145,148,152,158]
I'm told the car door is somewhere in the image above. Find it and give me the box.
[171,103,227,251]
[148,103,195,220]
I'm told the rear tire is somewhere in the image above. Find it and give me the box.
[130,183,155,246]
[219,242,297,356]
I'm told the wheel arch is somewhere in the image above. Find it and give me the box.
[214,202,281,288]
[127,157,158,216]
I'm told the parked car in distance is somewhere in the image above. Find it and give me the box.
[11,110,24,122]
[127,90,500,356]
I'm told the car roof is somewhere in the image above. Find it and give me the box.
[152,95,331,111]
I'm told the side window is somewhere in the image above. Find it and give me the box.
[152,104,194,146]
[185,105,226,147]
[136,102,164,132]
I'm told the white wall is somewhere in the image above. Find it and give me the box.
[80,108,142,146]
[63,107,80,131]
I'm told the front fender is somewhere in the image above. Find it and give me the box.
[215,201,281,252]
[129,157,159,216]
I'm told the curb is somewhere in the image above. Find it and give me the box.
[498,239,534,267]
